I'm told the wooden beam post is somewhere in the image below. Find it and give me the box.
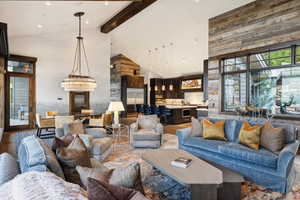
[100,0,157,33]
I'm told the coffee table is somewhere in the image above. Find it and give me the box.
[142,149,244,200]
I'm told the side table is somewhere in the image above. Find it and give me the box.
[107,124,129,150]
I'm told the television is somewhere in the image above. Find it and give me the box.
[0,22,9,57]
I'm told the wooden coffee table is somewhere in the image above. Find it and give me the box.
[142,149,244,200]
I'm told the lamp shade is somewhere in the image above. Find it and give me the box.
[108,101,125,112]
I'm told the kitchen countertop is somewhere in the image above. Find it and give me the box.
[165,105,198,109]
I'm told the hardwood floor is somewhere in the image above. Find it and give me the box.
[0,116,191,157]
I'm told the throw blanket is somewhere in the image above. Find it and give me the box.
[0,172,88,200]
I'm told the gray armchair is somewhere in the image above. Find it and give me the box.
[130,115,163,148]
[54,117,112,161]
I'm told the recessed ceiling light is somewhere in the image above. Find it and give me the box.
[45,1,51,6]
[195,0,200,3]
[104,1,109,6]
[85,20,89,24]
[37,24,43,28]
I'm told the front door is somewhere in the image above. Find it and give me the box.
[5,55,36,131]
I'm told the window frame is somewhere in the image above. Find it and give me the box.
[220,44,300,119]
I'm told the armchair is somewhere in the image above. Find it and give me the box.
[55,119,112,161]
[130,115,163,148]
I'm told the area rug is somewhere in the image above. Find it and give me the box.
[14,131,300,200]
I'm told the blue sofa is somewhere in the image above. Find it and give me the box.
[177,118,299,193]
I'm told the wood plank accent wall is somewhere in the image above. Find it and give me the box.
[111,54,141,76]
[207,0,300,125]
[0,57,4,128]
[209,0,300,59]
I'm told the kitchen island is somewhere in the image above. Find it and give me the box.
[165,105,197,124]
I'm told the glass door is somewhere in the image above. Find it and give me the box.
[5,55,36,130]
[8,76,30,127]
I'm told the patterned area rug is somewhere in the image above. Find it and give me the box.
[14,131,300,200]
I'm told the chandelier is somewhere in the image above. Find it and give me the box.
[61,12,97,92]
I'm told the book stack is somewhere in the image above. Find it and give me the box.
[171,157,192,168]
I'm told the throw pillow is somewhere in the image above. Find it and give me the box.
[87,178,149,200]
[260,121,284,152]
[76,162,144,194]
[239,121,262,150]
[0,153,20,185]
[64,120,85,136]
[138,115,158,130]
[202,118,227,141]
[56,135,91,185]
[190,117,202,137]
[109,162,144,194]
[52,135,74,151]
[0,172,88,200]
[76,165,113,189]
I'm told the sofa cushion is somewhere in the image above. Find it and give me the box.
[132,129,160,141]
[137,115,158,130]
[0,153,20,185]
[64,120,85,135]
[238,121,262,150]
[184,137,226,154]
[18,136,65,180]
[56,135,91,185]
[199,118,238,142]
[0,172,88,200]
[92,138,113,155]
[261,121,284,152]
[219,143,278,168]
[76,165,112,189]
[202,118,227,141]
[87,178,149,200]
[190,117,202,137]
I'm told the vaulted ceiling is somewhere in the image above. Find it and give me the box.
[110,0,254,77]
[0,0,254,78]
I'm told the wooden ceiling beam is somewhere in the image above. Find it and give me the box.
[100,0,157,33]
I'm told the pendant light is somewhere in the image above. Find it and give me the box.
[169,79,174,91]
[154,79,158,91]
[61,12,97,92]
[162,79,166,91]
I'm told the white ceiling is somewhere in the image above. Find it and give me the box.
[110,0,254,77]
[0,1,130,38]
[0,0,254,78]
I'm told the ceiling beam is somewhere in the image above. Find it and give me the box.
[100,0,157,33]
[27,0,142,1]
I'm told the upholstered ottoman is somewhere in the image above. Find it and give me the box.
[91,137,113,161]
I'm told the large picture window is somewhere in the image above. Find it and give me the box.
[222,45,300,117]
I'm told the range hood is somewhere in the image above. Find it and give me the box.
[0,22,9,57]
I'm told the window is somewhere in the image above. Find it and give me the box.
[222,45,300,116]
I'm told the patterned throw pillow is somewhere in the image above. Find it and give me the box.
[64,120,85,135]
[202,118,227,141]
[76,165,113,189]
[76,162,144,194]
[0,172,88,200]
[0,153,20,185]
[239,121,262,150]
[52,135,74,151]
[87,178,149,200]
[56,135,91,185]
[260,121,284,152]
[190,117,202,137]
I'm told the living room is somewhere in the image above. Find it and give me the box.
[0,0,299,199]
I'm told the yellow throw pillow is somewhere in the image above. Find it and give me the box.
[202,118,227,141]
[239,121,262,150]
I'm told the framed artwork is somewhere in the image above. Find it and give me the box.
[181,79,202,90]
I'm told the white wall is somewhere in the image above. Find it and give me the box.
[9,28,111,114]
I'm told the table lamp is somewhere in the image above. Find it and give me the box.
[108,101,125,126]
